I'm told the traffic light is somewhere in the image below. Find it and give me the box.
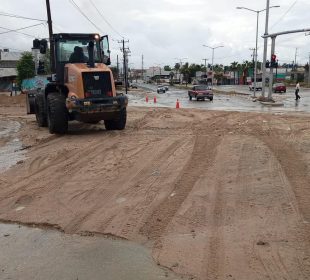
[37,60,45,75]
[271,54,277,67]
[33,39,40,49]
[32,39,48,54]
[40,39,48,54]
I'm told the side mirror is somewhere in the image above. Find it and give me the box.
[102,50,111,65]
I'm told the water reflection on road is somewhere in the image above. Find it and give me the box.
[128,83,310,114]
[0,120,26,173]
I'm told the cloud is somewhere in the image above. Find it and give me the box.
[0,0,309,68]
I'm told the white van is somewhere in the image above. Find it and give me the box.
[249,81,262,91]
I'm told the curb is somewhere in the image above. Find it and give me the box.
[260,101,284,107]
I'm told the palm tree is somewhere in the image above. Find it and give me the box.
[230,61,238,85]
[174,63,180,83]
[241,60,251,85]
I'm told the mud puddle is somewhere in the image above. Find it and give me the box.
[0,120,26,173]
[0,223,182,280]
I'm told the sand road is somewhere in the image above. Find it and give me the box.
[0,94,310,279]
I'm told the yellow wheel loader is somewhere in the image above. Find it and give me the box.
[28,33,128,134]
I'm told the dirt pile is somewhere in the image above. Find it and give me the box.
[0,94,26,107]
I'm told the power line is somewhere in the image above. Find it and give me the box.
[270,0,298,30]
[0,11,46,22]
[0,45,27,52]
[89,0,123,38]
[68,0,104,33]
[0,23,44,37]
[0,27,34,38]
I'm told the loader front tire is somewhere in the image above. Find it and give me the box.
[104,108,127,131]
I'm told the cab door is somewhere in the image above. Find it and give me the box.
[100,35,111,65]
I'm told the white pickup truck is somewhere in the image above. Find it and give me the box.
[249,81,262,91]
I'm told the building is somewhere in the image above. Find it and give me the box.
[0,49,22,91]
[145,67,173,83]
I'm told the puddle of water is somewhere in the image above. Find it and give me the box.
[0,223,182,280]
[0,120,26,173]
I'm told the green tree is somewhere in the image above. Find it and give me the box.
[164,65,171,71]
[16,52,35,87]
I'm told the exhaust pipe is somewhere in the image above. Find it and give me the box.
[88,41,95,68]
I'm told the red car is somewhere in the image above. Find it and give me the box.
[272,83,286,93]
[188,85,213,101]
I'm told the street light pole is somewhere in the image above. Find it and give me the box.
[236,4,279,98]
[254,11,259,97]
[202,45,223,88]
[174,57,187,84]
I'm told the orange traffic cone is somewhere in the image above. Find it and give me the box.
[154,96,157,103]
[146,95,149,103]
[176,99,180,109]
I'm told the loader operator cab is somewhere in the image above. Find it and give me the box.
[41,33,110,84]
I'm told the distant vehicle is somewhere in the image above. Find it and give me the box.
[188,85,213,101]
[130,83,138,89]
[157,84,168,91]
[249,81,262,91]
[272,83,286,93]
[157,86,166,94]
[163,85,169,91]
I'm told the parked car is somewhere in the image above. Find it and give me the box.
[249,81,262,91]
[130,83,138,89]
[157,86,166,94]
[272,83,286,93]
[188,85,213,101]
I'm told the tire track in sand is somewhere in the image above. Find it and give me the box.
[64,136,190,234]
[255,122,310,223]
[139,133,221,240]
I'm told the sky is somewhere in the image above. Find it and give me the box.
[0,0,310,69]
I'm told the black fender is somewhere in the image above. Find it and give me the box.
[26,90,36,114]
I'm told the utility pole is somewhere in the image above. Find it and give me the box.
[116,55,119,80]
[118,38,129,94]
[308,53,310,87]
[262,0,270,98]
[250,48,255,83]
[293,48,298,82]
[202,58,208,80]
[45,0,55,74]
[141,54,144,82]
[268,36,276,100]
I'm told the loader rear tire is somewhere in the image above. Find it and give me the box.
[35,92,47,127]
[47,92,68,134]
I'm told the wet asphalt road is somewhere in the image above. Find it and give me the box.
[129,83,310,114]
[0,223,181,280]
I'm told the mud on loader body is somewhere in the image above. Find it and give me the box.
[28,33,128,134]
